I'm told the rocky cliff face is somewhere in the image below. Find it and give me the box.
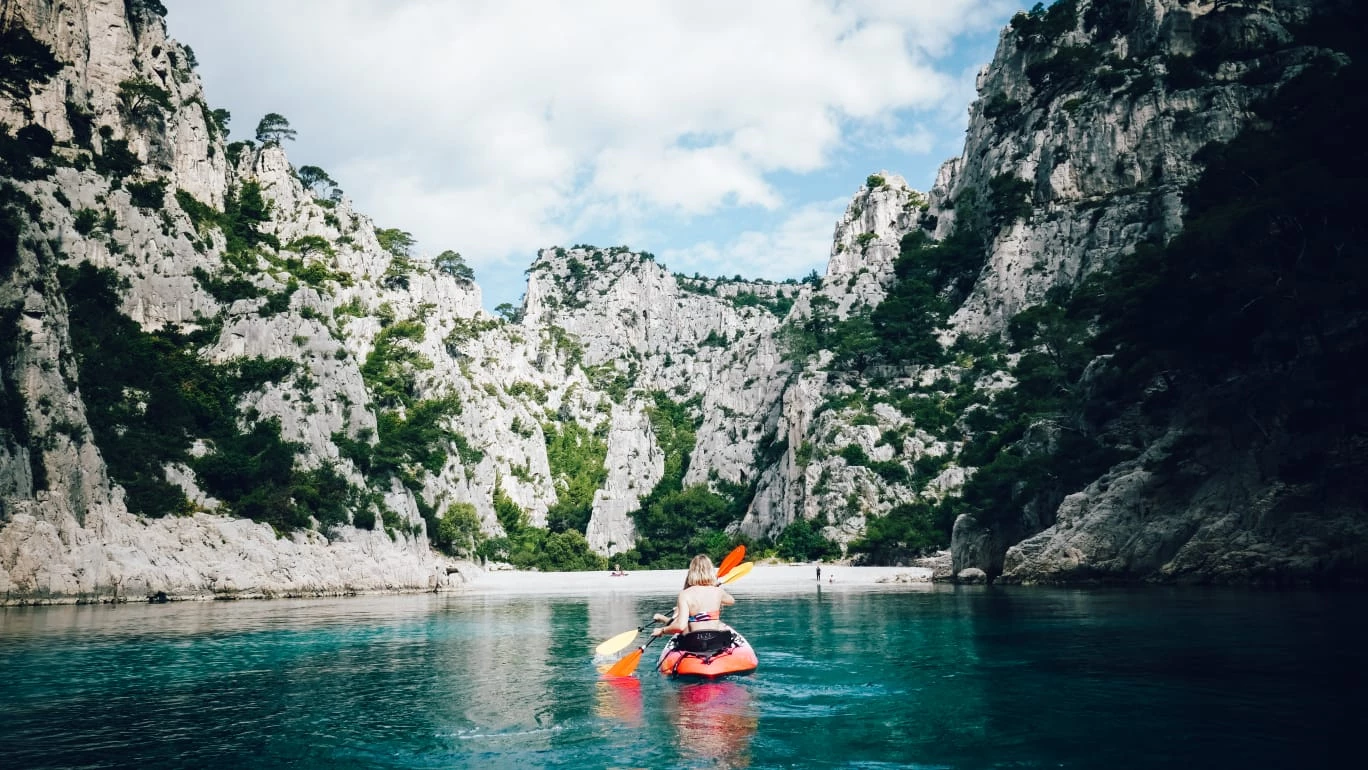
[3,0,1361,601]
[0,0,481,601]
[926,0,1366,583]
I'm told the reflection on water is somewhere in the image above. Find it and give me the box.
[595,677,643,726]
[2,587,1365,769]
[669,680,758,768]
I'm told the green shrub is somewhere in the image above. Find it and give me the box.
[361,320,429,409]
[125,178,167,209]
[174,189,219,232]
[775,518,836,561]
[57,262,324,526]
[93,135,140,181]
[850,502,943,564]
[838,444,869,466]
[433,501,483,556]
[544,420,608,534]
[73,208,100,235]
[1010,0,1077,49]
[1025,45,1101,96]
[0,26,62,108]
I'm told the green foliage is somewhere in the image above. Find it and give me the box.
[850,502,943,564]
[192,266,261,303]
[494,302,521,322]
[630,484,738,569]
[729,290,794,317]
[128,0,168,19]
[0,304,43,488]
[543,420,608,534]
[361,320,430,409]
[1083,47,1368,490]
[368,396,462,487]
[431,502,483,556]
[827,226,987,371]
[57,262,327,525]
[865,174,886,188]
[65,100,94,147]
[985,174,1033,229]
[1082,0,1129,40]
[375,227,415,257]
[72,208,100,235]
[1163,54,1203,91]
[434,249,475,282]
[209,108,231,137]
[125,177,167,209]
[981,92,1023,127]
[0,25,63,110]
[285,235,335,259]
[479,485,608,571]
[117,78,172,122]
[255,112,296,145]
[93,132,141,182]
[838,444,869,466]
[775,517,836,561]
[622,392,748,567]
[1025,45,1101,97]
[297,165,336,197]
[225,140,253,166]
[174,189,218,232]
[0,123,55,181]
[1010,0,1077,49]
[201,179,276,269]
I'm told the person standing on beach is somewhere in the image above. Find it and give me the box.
[816,566,821,581]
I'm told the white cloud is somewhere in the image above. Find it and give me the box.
[659,198,849,281]
[167,0,1011,303]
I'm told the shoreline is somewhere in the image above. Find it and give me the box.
[1,565,932,606]
[465,564,934,596]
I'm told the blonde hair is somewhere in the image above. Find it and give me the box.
[684,554,717,588]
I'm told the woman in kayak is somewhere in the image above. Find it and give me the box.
[651,554,735,637]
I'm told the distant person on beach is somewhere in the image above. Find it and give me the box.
[611,563,627,577]
[651,554,735,637]
[816,566,821,581]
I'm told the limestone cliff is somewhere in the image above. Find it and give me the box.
[925,0,1367,583]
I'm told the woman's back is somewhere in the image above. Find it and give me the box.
[679,585,733,631]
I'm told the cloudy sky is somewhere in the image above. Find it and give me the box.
[166,0,1016,309]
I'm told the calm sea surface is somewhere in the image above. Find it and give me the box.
[1,583,1363,769]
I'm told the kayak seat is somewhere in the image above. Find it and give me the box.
[676,629,735,653]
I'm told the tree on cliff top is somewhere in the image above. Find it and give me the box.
[255,113,296,145]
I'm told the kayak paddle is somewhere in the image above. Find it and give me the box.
[716,544,746,581]
[720,561,752,584]
[602,561,755,677]
[604,634,661,677]
[593,545,746,657]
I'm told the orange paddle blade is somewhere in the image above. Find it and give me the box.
[717,544,746,578]
[604,648,645,677]
[720,561,753,584]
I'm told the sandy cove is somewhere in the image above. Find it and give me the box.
[464,563,935,596]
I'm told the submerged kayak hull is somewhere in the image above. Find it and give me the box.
[657,631,758,678]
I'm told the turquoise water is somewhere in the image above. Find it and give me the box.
[2,584,1364,769]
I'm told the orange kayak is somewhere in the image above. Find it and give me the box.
[657,629,758,678]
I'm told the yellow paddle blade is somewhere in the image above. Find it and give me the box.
[717,544,746,578]
[721,561,753,584]
[604,648,645,678]
[595,628,641,657]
